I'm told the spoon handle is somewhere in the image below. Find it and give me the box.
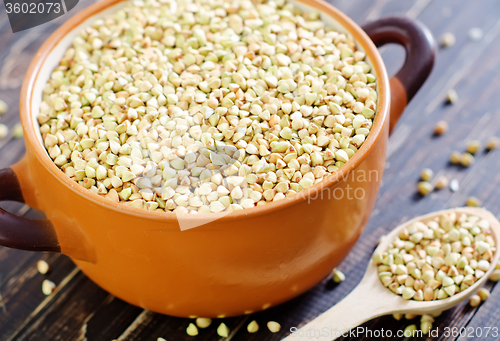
[282,277,394,340]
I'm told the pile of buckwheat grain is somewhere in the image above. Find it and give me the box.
[39,0,377,213]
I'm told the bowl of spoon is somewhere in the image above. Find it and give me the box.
[283,207,500,341]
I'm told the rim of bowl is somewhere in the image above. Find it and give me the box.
[20,0,390,222]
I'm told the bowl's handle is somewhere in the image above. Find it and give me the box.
[363,16,436,134]
[0,165,60,252]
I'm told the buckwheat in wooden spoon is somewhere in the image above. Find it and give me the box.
[283,208,500,341]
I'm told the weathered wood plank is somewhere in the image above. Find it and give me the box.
[82,297,143,341]
[0,2,101,341]
[3,1,412,340]
[457,284,500,341]
[330,0,500,338]
[0,210,77,339]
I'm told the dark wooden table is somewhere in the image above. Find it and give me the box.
[1,0,500,340]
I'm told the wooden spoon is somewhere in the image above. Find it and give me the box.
[283,207,500,341]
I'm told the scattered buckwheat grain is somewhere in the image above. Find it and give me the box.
[37,260,50,274]
[486,137,499,151]
[418,181,433,196]
[404,324,417,337]
[332,268,345,283]
[466,197,482,207]
[460,153,475,167]
[421,168,434,182]
[449,179,459,192]
[450,151,462,164]
[0,124,8,140]
[42,279,56,295]
[440,33,456,47]
[434,176,448,190]
[217,323,230,338]
[477,288,490,301]
[469,294,481,307]
[12,123,23,138]
[186,323,198,336]
[434,121,448,135]
[489,269,500,282]
[392,313,403,321]
[466,140,480,154]
[196,317,212,329]
[0,100,7,115]
[267,321,281,333]
[446,89,458,104]
[247,320,259,333]
[420,315,434,334]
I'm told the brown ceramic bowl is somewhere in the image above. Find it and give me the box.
[0,0,435,317]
